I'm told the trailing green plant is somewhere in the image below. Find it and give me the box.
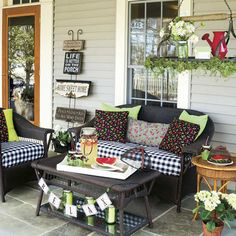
[145,56,236,78]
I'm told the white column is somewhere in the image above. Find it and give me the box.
[177,0,193,109]
[114,0,127,106]
[39,0,53,128]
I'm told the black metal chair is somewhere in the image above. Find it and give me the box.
[0,109,54,202]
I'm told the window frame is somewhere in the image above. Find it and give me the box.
[13,0,39,5]
[115,0,192,109]
[127,0,178,107]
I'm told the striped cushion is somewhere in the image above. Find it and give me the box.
[1,141,44,168]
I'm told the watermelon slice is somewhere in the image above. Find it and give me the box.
[96,157,117,166]
[211,155,228,160]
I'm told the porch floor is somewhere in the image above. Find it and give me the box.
[0,181,236,236]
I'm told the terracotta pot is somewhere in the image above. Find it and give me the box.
[202,222,224,236]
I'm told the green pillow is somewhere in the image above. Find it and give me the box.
[179,110,208,139]
[3,109,19,141]
[100,103,141,120]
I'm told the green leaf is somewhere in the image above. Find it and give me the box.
[216,203,225,212]
[206,221,216,232]
[224,220,231,229]
[200,210,211,220]
[192,206,200,214]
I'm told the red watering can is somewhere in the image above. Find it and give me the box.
[202,31,228,60]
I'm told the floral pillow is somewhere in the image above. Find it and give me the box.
[0,110,9,142]
[126,118,169,147]
[159,118,200,155]
[95,110,129,143]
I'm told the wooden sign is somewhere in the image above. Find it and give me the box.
[63,52,83,74]
[63,40,85,51]
[55,80,91,98]
[55,107,86,123]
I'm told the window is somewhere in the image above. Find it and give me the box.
[13,0,39,4]
[128,1,178,107]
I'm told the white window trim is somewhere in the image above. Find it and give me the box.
[115,0,193,108]
[39,0,53,129]
[0,0,53,128]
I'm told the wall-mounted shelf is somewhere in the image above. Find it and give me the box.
[145,56,236,78]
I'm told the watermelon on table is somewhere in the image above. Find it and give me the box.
[208,146,232,164]
[96,157,117,166]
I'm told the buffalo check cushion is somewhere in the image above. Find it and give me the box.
[77,140,182,176]
[1,141,44,168]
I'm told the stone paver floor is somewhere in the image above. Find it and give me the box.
[0,182,236,236]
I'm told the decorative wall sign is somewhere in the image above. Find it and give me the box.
[55,107,86,123]
[63,40,85,51]
[55,80,91,98]
[63,52,83,74]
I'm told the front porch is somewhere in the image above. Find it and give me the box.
[1,178,236,236]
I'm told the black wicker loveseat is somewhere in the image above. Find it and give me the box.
[68,105,215,212]
[0,108,54,202]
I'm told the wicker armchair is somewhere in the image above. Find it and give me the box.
[0,109,54,202]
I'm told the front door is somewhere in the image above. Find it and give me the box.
[2,5,40,125]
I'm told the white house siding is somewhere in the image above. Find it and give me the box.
[192,0,236,153]
[53,0,116,128]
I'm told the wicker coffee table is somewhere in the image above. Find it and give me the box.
[31,154,160,236]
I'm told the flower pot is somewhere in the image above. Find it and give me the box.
[52,139,69,153]
[202,222,224,236]
[176,41,188,59]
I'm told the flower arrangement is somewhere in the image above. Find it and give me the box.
[193,190,236,232]
[53,125,71,147]
[160,17,199,43]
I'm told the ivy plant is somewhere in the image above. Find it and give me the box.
[145,57,236,78]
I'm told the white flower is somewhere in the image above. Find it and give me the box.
[168,21,174,29]
[204,198,218,211]
[160,28,165,38]
[164,18,197,41]
[195,190,211,202]
[224,193,236,210]
[189,34,199,44]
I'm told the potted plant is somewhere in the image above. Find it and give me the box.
[193,190,236,235]
[159,17,199,58]
[52,125,72,153]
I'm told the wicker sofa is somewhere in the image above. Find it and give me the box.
[68,105,215,212]
[0,109,54,202]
